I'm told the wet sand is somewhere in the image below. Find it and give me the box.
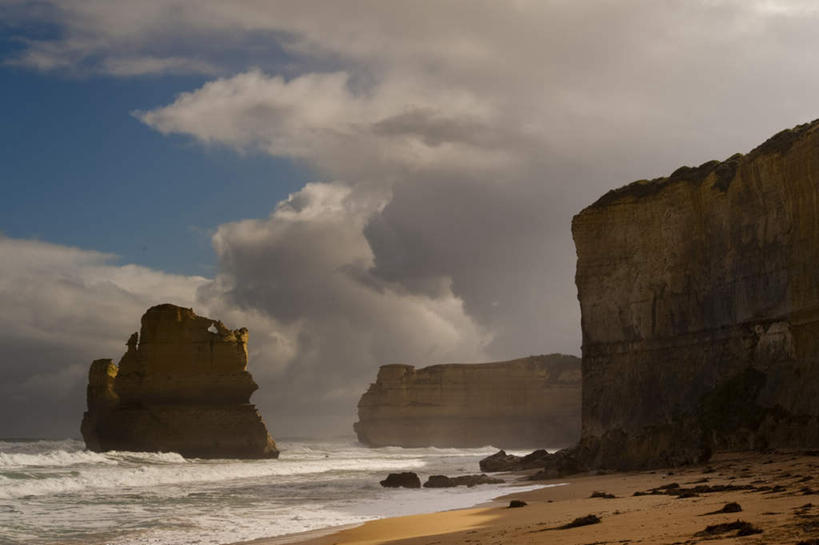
[241,450,819,545]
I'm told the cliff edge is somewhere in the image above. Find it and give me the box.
[571,119,819,469]
[354,354,581,448]
[80,304,278,459]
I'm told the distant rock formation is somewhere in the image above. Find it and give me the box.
[80,304,278,459]
[571,119,819,469]
[354,354,581,448]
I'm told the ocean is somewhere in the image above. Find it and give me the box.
[0,438,548,545]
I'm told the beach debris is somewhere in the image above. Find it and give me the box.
[634,482,753,497]
[558,514,602,529]
[694,520,762,537]
[423,474,503,488]
[677,490,700,499]
[795,502,814,515]
[508,500,527,508]
[703,502,742,515]
[590,491,615,499]
[796,540,819,545]
[686,477,709,484]
[380,472,421,488]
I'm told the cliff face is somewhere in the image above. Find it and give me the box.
[572,120,819,469]
[354,354,581,448]
[81,304,278,459]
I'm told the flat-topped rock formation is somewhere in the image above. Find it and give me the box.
[354,354,581,448]
[81,304,278,458]
[571,119,819,470]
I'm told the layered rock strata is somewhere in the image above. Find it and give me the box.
[354,354,581,448]
[81,304,278,459]
[571,119,819,470]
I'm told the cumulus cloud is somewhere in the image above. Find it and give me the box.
[5,0,819,438]
[199,182,488,436]
[135,70,515,179]
[0,236,206,437]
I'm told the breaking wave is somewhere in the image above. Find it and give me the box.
[0,439,537,545]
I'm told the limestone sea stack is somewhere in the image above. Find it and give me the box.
[80,304,278,459]
[571,119,819,470]
[354,354,581,448]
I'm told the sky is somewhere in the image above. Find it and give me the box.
[2,0,819,439]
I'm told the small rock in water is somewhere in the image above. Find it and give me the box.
[508,500,527,508]
[380,472,421,488]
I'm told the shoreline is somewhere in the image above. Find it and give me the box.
[231,478,561,545]
[237,450,819,545]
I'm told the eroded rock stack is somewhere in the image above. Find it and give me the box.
[80,304,278,458]
[571,119,819,469]
[354,354,581,448]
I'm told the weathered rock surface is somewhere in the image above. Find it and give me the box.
[422,474,504,488]
[571,119,819,470]
[80,304,278,459]
[380,472,421,488]
[354,354,581,448]
[479,449,552,472]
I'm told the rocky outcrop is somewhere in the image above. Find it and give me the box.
[81,304,278,459]
[380,472,421,488]
[571,119,819,470]
[422,474,503,488]
[355,354,581,448]
[479,449,552,472]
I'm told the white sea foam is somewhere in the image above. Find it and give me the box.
[0,452,432,499]
[0,439,543,545]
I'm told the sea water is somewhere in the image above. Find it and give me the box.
[0,439,547,545]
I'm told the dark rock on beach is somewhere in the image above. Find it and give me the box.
[694,520,762,537]
[480,449,551,472]
[423,474,503,488]
[527,447,589,479]
[380,472,421,488]
[590,491,615,499]
[559,514,601,529]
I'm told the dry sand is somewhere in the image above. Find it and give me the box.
[241,451,819,545]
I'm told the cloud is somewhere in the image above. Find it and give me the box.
[199,182,488,437]
[5,0,819,438]
[0,236,207,437]
[0,198,488,439]
[135,69,514,180]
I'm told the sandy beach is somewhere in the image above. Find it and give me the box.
[243,451,819,545]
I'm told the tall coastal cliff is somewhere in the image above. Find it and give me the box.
[354,354,581,448]
[572,119,819,469]
[81,304,278,459]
